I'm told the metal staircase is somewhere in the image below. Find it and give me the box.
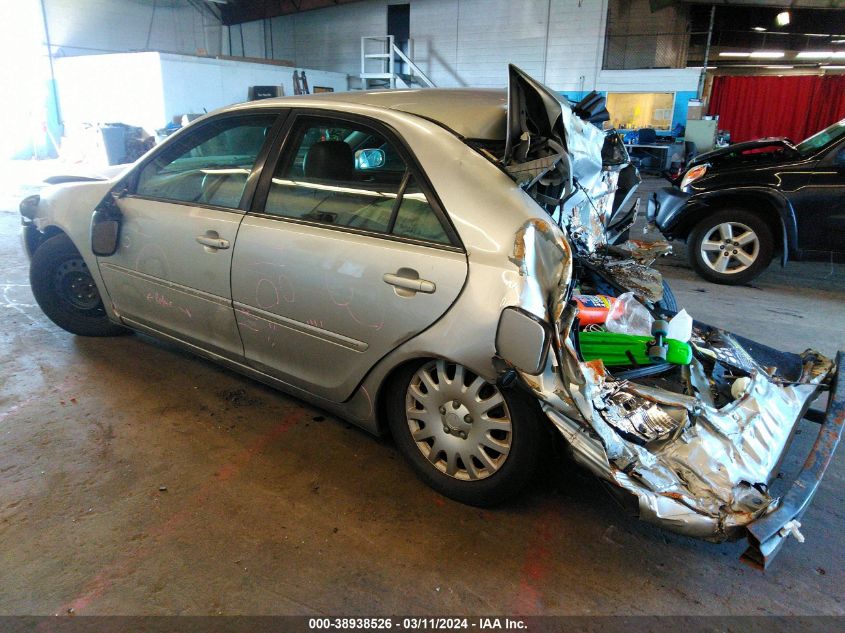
[360,36,436,90]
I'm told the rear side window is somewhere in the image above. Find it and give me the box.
[263,116,452,245]
[136,114,276,208]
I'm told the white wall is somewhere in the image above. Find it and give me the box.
[55,53,348,134]
[250,0,699,93]
[158,54,349,119]
[43,0,227,57]
[55,52,166,134]
[597,69,700,93]
[43,0,699,94]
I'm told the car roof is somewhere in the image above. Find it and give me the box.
[250,88,508,141]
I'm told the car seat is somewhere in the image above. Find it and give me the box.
[304,141,354,180]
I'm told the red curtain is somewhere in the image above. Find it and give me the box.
[708,75,845,143]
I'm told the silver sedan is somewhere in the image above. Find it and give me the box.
[20,66,843,568]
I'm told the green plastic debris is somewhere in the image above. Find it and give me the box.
[579,330,692,366]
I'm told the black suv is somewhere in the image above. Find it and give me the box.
[648,118,845,284]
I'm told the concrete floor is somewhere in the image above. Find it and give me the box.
[1,171,844,616]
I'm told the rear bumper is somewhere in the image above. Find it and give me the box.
[742,351,845,569]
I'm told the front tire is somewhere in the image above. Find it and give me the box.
[688,208,774,285]
[30,234,126,337]
[387,359,543,507]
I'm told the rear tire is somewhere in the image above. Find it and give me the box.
[30,234,127,337]
[387,359,543,507]
[688,208,773,285]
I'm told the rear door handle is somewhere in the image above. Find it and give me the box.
[196,232,230,250]
[383,271,436,294]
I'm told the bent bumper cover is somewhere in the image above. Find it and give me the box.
[742,351,845,569]
[646,186,693,237]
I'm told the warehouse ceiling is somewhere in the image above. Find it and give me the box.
[680,0,844,7]
[687,4,845,68]
[210,0,845,27]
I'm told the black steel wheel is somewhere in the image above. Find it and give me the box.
[30,234,127,337]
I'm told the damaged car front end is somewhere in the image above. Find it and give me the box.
[492,65,843,569]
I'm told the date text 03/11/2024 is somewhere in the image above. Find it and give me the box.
[307,618,528,630]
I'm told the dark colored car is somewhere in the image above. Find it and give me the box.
[648,118,845,284]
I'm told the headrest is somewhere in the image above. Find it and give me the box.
[304,141,354,180]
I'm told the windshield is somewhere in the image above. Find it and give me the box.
[796,118,845,155]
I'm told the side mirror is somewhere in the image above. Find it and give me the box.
[90,207,121,256]
[495,307,551,376]
[355,148,386,170]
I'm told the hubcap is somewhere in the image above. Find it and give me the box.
[55,258,101,311]
[405,359,512,481]
[699,221,760,275]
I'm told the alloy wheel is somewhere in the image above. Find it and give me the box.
[699,221,760,275]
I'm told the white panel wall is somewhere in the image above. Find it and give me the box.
[545,0,608,91]
[596,68,700,93]
[293,2,386,75]
[43,0,225,57]
[408,0,461,85]
[54,52,166,134]
[249,0,692,93]
[158,55,349,121]
[45,0,698,95]
[452,0,548,87]
[55,53,348,133]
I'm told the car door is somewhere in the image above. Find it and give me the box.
[798,141,845,257]
[230,112,468,402]
[97,112,282,358]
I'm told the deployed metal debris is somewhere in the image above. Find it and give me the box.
[597,387,687,444]
[494,64,841,568]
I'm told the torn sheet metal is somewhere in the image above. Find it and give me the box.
[597,388,688,444]
[503,65,607,245]
[494,65,838,565]
[536,323,834,543]
[608,239,673,266]
[597,258,665,304]
[506,218,572,322]
[501,210,834,550]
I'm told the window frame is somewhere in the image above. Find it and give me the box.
[249,109,464,252]
[124,109,289,214]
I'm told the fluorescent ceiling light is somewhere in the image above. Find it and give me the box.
[796,51,833,58]
[750,51,785,58]
[833,40,845,44]
[720,52,751,57]
[776,11,790,27]
[765,65,793,69]
[753,27,766,32]
[822,65,845,69]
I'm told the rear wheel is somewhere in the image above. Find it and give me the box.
[387,359,543,507]
[30,234,126,336]
[688,208,774,285]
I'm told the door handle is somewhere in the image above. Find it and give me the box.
[383,271,436,294]
[196,232,230,250]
